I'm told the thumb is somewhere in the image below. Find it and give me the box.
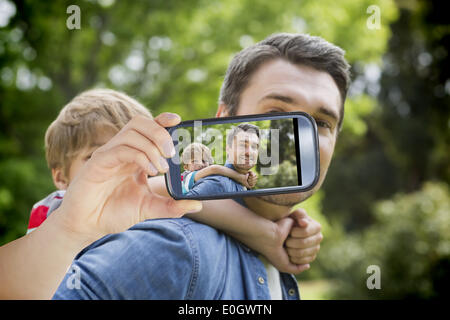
[275,217,295,242]
[142,194,202,220]
[290,208,310,228]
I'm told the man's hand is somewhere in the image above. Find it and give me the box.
[56,113,202,241]
[285,208,323,266]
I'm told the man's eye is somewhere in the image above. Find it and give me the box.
[315,119,332,129]
[84,154,92,161]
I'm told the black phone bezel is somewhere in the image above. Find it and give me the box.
[164,111,320,201]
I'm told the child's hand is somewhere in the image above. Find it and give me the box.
[285,208,323,266]
[237,173,252,189]
[56,113,202,241]
[247,171,258,188]
[260,208,322,274]
[259,217,311,274]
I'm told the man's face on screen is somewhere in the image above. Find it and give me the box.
[226,130,259,172]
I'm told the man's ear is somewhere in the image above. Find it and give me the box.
[51,168,69,190]
[216,103,230,118]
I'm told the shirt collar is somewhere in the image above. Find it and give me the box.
[224,161,235,170]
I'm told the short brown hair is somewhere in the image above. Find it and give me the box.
[45,88,152,175]
[181,143,214,166]
[226,123,260,147]
[219,33,351,130]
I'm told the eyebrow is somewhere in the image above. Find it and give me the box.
[261,94,295,104]
[260,93,339,124]
[317,106,339,124]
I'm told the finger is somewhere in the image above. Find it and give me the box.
[292,264,310,274]
[141,193,202,220]
[285,232,323,249]
[286,245,320,258]
[297,219,309,228]
[106,128,169,173]
[275,261,310,275]
[289,222,322,238]
[290,255,317,265]
[125,115,176,158]
[92,144,155,178]
[154,112,181,128]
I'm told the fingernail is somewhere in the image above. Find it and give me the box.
[163,141,176,158]
[148,162,158,175]
[159,156,169,171]
[164,113,179,120]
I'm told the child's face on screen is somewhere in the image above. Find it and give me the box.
[183,157,209,172]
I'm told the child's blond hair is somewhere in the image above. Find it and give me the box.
[45,88,152,176]
[181,143,214,167]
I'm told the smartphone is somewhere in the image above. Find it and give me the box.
[164,112,319,200]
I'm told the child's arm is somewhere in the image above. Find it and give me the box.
[194,165,250,188]
[148,175,309,274]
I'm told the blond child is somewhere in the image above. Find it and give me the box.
[27,89,152,233]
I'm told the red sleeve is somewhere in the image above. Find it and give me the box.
[27,205,49,229]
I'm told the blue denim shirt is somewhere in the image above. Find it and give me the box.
[52,164,300,300]
[185,162,245,197]
[52,217,300,300]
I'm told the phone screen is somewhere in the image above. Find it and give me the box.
[169,116,304,198]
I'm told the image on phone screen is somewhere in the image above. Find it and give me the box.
[165,113,319,200]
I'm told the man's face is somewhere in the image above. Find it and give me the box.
[217,59,341,206]
[226,130,259,172]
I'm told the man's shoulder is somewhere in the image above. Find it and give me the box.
[80,217,224,256]
[130,216,219,235]
[54,217,240,299]
[132,217,222,240]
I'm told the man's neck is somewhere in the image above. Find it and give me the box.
[234,167,249,175]
[225,161,249,175]
[243,197,292,221]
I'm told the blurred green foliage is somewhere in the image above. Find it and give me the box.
[317,182,449,299]
[0,0,448,299]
